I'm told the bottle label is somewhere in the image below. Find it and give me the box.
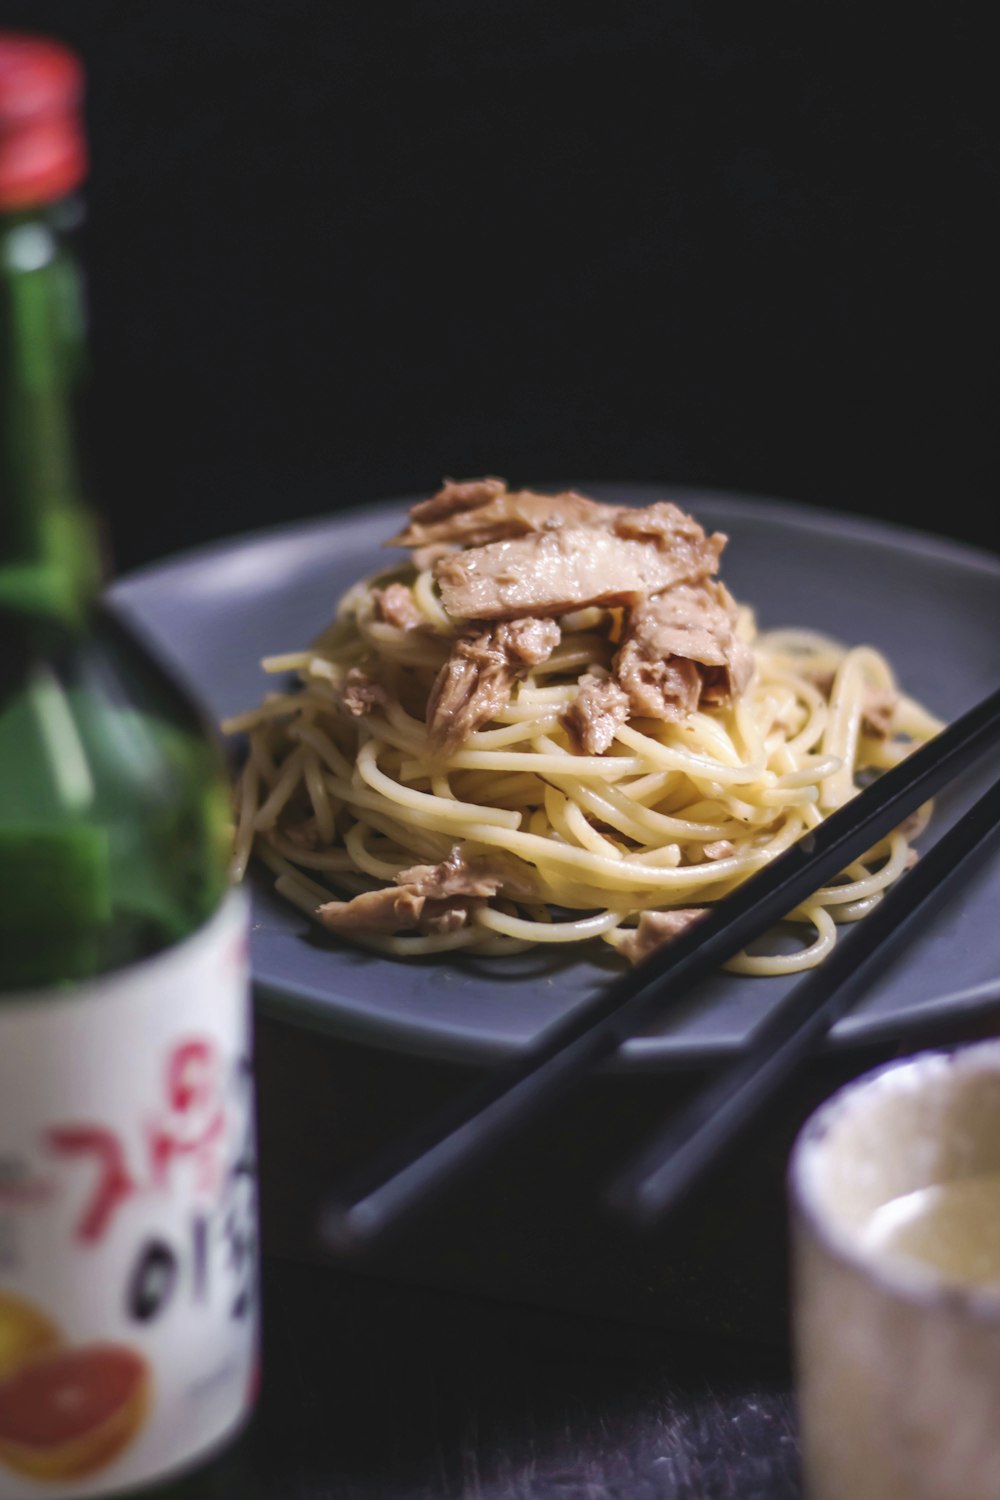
[0,891,258,1498]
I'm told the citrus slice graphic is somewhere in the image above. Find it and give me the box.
[0,1294,61,1383]
[0,1343,150,1480]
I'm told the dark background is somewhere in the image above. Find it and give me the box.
[3,0,996,572]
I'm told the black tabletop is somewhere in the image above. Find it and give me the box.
[233,995,1000,1500]
[243,1254,800,1499]
[7,2,996,576]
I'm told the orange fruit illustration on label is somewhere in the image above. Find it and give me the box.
[0,1343,150,1480]
[0,1293,61,1383]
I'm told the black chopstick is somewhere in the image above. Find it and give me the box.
[605,766,1000,1228]
[319,683,1000,1255]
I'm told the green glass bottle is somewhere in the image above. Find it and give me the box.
[0,34,260,1499]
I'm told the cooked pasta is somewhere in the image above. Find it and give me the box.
[225,483,943,973]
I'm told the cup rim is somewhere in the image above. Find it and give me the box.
[788,1040,1000,1317]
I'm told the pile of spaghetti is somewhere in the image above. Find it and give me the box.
[225,480,942,973]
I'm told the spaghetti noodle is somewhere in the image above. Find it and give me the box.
[225,484,942,972]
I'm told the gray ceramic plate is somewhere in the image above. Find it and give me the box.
[108,484,1000,1071]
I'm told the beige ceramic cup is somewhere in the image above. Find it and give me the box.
[789,1040,1000,1500]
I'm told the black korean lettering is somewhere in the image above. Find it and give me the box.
[220,1052,258,1320]
[127,1237,178,1322]
[192,1211,210,1301]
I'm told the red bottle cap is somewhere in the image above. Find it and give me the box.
[0,32,86,211]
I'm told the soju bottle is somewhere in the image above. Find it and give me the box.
[0,34,260,1498]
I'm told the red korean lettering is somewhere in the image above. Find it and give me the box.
[149,1038,225,1194]
[45,1125,136,1242]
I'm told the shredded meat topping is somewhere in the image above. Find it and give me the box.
[391,483,620,551]
[396,845,537,903]
[395,846,509,900]
[614,581,754,722]
[426,617,561,752]
[412,542,459,571]
[617,908,706,966]
[897,808,927,841]
[610,501,726,562]
[806,668,836,698]
[316,889,480,938]
[406,477,507,527]
[702,839,735,861]
[861,688,898,738]
[435,523,722,623]
[802,676,898,737]
[373,582,423,631]
[284,817,323,849]
[317,886,426,935]
[563,674,631,754]
[340,666,388,718]
[420,900,477,934]
[317,844,536,936]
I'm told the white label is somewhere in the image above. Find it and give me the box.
[0,892,258,1498]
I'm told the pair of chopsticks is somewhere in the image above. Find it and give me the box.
[321,684,1000,1252]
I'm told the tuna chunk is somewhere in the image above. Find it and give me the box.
[399,845,536,902]
[405,477,507,527]
[563,674,631,754]
[420,901,477,934]
[617,908,706,965]
[391,482,620,550]
[861,688,898,738]
[611,501,726,570]
[435,520,722,622]
[412,542,459,572]
[317,888,479,938]
[340,667,388,718]
[284,817,323,849]
[426,617,561,751]
[395,846,510,899]
[316,844,535,937]
[373,582,423,631]
[317,885,426,934]
[615,581,754,722]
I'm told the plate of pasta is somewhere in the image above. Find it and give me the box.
[108,482,1000,1069]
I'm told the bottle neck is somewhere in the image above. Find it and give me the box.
[0,198,100,633]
